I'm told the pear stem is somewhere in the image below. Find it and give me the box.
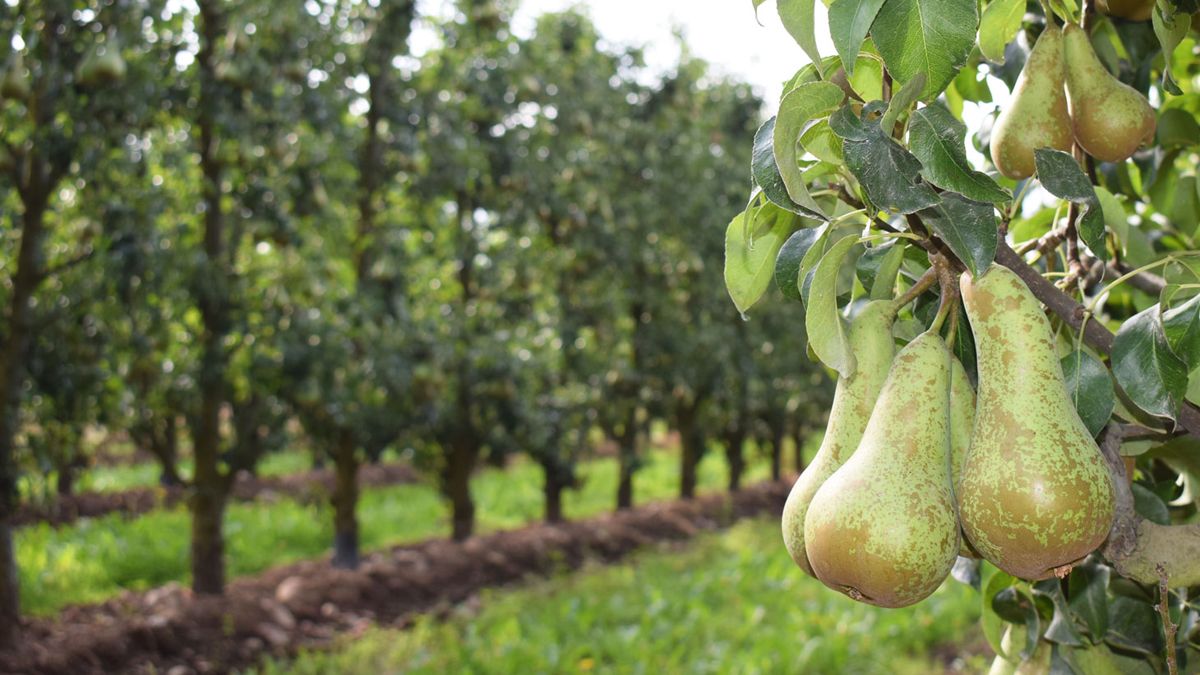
[929,290,954,333]
[945,302,960,345]
[889,267,938,315]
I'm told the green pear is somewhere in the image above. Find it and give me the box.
[804,331,959,607]
[950,356,981,558]
[958,264,1114,580]
[990,25,1073,180]
[782,300,895,576]
[1063,23,1156,163]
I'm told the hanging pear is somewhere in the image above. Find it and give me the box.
[804,331,959,607]
[958,264,1114,580]
[990,25,1073,180]
[949,355,980,558]
[781,300,895,576]
[1063,23,1155,163]
[77,41,126,86]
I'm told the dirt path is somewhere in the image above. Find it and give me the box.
[13,461,418,528]
[0,481,790,675]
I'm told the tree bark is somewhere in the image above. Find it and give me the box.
[543,472,565,523]
[56,466,76,496]
[614,407,638,510]
[190,485,227,594]
[677,407,701,500]
[0,523,16,648]
[331,431,360,569]
[443,438,477,541]
[793,426,807,475]
[724,429,746,492]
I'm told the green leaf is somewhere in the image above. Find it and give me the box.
[725,206,801,314]
[799,225,834,305]
[805,233,860,377]
[1060,350,1115,438]
[1131,483,1171,525]
[917,193,997,276]
[1151,6,1188,95]
[799,119,844,164]
[775,227,825,301]
[1067,564,1109,643]
[1112,305,1190,423]
[908,105,1010,203]
[871,0,978,100]
[828,0,889,75]
[1162,292,1200,369]
[1034,149,1107,261]
[1036,580,1085,647]
[779,0,824,68]
[977,0,1024,64]
[834,103,941,214]
[981,564,1018,658]
[752,117,827,220]
[879,73,926,133]
[856,242,906,300]
[775,83,847,204]
[1094,186,1129,248]
[1106,596,1164,656]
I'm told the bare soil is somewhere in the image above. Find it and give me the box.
[14,462,418,528]
[0,481,789,675]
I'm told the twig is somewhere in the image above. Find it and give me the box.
[1158,564,1179,675]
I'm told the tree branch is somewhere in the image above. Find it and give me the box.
[995,242,1200,438]
[1098,425,1200,588]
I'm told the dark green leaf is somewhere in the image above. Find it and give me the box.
[917,193,997,276]
[1112,305,1190,422]
[982,565,1018,657]
[778,0,823,69]
[1034,149,1108,261]
[871,0,978,100]
[776,227,824,301]
[1131,483,1171,525]
[828,0,889,76]
[839,105,941,214]
[1106,596,1164,656]
[1162,293,1200,369]
[1036,581,1085,647]
[909,105,1010,203]
[799,225,833,306]
[829,103,871,141]
[1060,351,1116,438]
[752,117,827,220]
[1067,564,1109,643]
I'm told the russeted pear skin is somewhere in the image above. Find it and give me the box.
[958,265,1114,580]
[782,300,895,576]
[990,26,1073,179]
[1063,23,1156,163]
[804,332,959,607]
[949,357,980,558]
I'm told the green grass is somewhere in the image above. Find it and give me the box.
[17,442,794,616]
[252,517,985,675]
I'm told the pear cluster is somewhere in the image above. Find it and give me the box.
[990,23,1156,180]
[782,265,1115,608]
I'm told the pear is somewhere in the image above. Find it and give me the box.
[990,25,1073,180]
[1096,0,1154,22]
[781,300,895,576]
[1063,23,1156,163]
[804,331,959,607]
[949,356,981,558]
[958,264,1114,580]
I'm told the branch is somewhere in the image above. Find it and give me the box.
[1099,425,1200,588]
[39,247,94,281]
[995,242,1200,438]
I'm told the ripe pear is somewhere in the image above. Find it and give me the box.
[1063,23,1156,163]
[1096,0,1154,22]
[804,331,959,607]
[958,264,1114,580]
[949,356,980,558]
[782,300,895,576]
[990,25,1073,180]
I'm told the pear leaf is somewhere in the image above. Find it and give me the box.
[725,205,801,314]
[1067,563,1109,643]
[828,0,889,75]
[917,192,998,276]
[806,233,860,377]
[909,105,1010,203]
[1060,350,1115,437]
[1161,292,1200,369]
[1033,149,1107,261]
[879,72,926,133]
[835,103,941,214]
[1151,6,1189,95]
[779,0,824,69]
[775,83,847,203]
[978,0,1025,64]
[753,117,828,220]
[871,0,978,100]
[1112,305,1190,423]
[775,226,826,301]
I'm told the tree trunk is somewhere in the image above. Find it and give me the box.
[614,407,638,510]
[770,416,787,481]
[56,466,76,496]
[443,439,477,541]
[724,429,746,492]
[190,485,227,594]
[0,522,16,648]
[616,463,634,510]
[543,471,564,523]
[678,408,701,500]
[769,434,782,482]
[793,427,807,475]
[331,431,360,569]
[154,417,184,487]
